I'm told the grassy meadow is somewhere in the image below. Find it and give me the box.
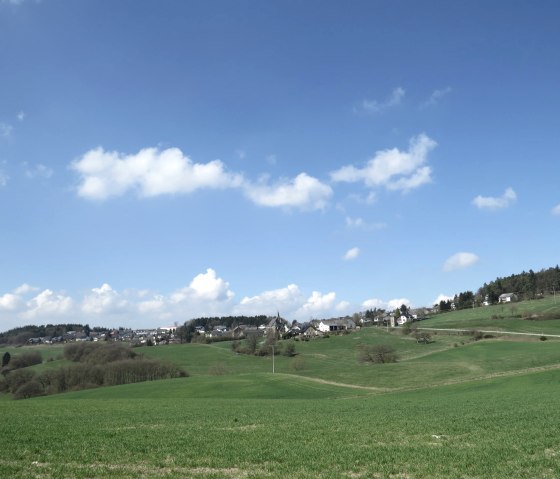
[1,301,560,478]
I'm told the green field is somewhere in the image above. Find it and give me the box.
[422,296,560,334]
[1,306,560,478]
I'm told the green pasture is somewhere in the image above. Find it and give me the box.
[139,327,560,390]
[422,296,560,334]
[2,302,560,478]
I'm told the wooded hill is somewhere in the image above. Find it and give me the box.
[477,265,560,302]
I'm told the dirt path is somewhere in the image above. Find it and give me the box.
[280,363,560,395]
[418,327,560,337]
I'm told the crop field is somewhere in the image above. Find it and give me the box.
[1,307,560,478]
[1,370,560,478]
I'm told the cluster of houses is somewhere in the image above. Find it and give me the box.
[195,315,360,340]
[26,327,179,346]
[25,307,438,346]
[197,311,429,341]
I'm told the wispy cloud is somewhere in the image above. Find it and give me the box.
[551,204,560,216]
[0,161,8,187]
[330,133,437,193]
[421,87,452,108]
[355,87,405,114]
[16,111,25,122]
[343,247,360,260]
[24,162,54,179]
[472,187,517,210]
[443,252,479,272]
[0,123,13,138]
[345,216,387,231]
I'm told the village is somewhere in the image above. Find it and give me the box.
[22,292,520,347]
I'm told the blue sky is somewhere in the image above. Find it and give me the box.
[1,0,559,330]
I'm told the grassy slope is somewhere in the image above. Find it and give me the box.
[1,370,559,478]
[422,296,560,333]
[2,301,560,478]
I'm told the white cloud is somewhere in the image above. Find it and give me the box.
[421,87,452,108]
[330,134,437,192]
[551,204,560,215]
[343,247,360,260]
[297,291,337,317]
[71,146,332,211]
[172,268,234,303]
[362,298,386,309]
[361,297,411,311]
[345,217,387,231]
[356,87,405,114]
[24,163,54,179]
[82,283,127,315]
[0,123,12,138]
[13,283,38,295]
[245,173,333,210]
[236,284,304,316]
[71,146,244,200]
[23,289,73,319]
[137,295,167,314]
[0,293,20,310]
[443,252,479,272]
[16,111,25,121]
[386,298,412,311]
[472,187,517,210]
[432,294,454,306]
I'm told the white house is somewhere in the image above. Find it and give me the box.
[396,315,409,326]
[313,318,356,333]
[498,293,517,303]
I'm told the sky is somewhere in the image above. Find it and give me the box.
[1,0,559,330]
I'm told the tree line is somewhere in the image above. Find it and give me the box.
[0,342,188,400]
[176,315,270,343]
[478,266,560,303]
[438,265,560,311]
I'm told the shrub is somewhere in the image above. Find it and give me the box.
[290,356,306,371]
[4,369,36,393]
[358,344,398,364]
[414,331,432,344]
[64,342,136,364]
[540,336,548,341]
[283,342,296,357]
[208,362,229,375]
[9,351,43,369]
[14,380,45,400]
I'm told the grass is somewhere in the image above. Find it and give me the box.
[422,296,560,334]
[1,370,560,478]
[2,300,560,478]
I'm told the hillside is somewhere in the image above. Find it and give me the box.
[1,299,560,478]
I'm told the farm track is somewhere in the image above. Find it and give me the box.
[282,362,560,395]
[418,327,560,337]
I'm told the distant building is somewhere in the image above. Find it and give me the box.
[498,293,518,303]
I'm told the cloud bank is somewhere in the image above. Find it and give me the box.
[0,273,418,331]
